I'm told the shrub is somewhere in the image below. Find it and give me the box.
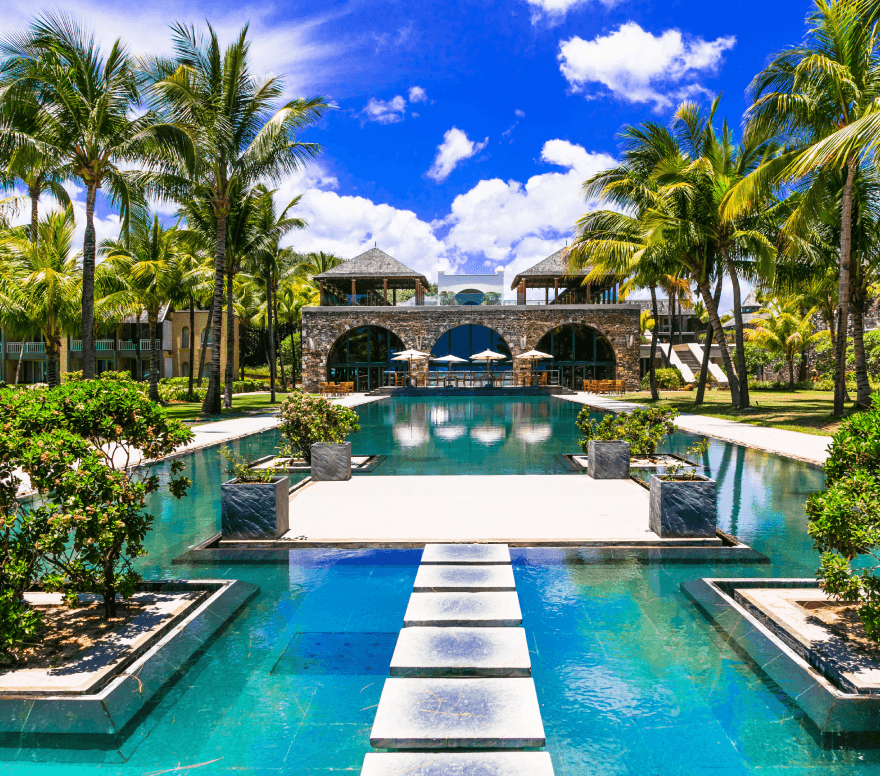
[231,379,267,394]
[640,367,684,391]
[279,390,360,463]
[0,377,194,620]
[576,406,678,456]
[807,394,880,640]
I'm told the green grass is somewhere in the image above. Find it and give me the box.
[623,388,862,436]
[162,392,289,423]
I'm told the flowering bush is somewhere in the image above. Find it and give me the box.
[807,395,880,640]
[279,390,360,463]
[576,406,678,456]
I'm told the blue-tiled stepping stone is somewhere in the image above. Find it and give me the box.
[403,592,522,627]
[390,627,530,677]
[413,564,516,592]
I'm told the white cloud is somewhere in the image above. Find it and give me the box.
[514,109,526,118]
[362,95,407,124]
[526,0,621,24]
[427,128,489,182]
[408,86,428,103]
[558,22,736,110]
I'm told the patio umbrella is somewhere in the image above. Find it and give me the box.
[515,348,553,381]
[432,354,469,372]
[392,349,431,382]
[470,349,508,383]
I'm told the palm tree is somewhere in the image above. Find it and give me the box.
[0,206,81,385]
[175,236,213,396]
[275,277,318,387]
[746,299,830,389]
[98,215,183,402]
[142,22,328,414]
[639,310,655,343]
[730,0,880,414]
[0,13,160,378]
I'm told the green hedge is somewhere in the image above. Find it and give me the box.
[640,367,685,390]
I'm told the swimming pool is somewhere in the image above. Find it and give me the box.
[7,396,875,776]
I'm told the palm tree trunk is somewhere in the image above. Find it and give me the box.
[648,286,659,400]
[45,329,59,387]
[851,302,871,407]
[148,314,159,402]
[723,250,749,409]
[789,358,795,391]
[266,262,276,403]
[29,187,39,244]
[202,214,226,415]
[275,286,286,392]
[834,159,856,417]
[698,279,741,407]
[135,322,141,380]
[224,268,235,409]
[298,318,304,389]
[14,340,24,384]
[197,305,214,388]
[188,295,195,396]
[81,182,98,379]
[696,277,722,406]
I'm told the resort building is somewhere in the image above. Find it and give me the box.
[1,306,239,384]
[437,270,505,305]
[302,246,640,392]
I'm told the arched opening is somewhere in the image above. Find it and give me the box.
[181,327,190,349]
[181,361,190,378]
[200,328,212,346]
[535,323,616,388]
[327,326,407,391]
[431,324,512,371]
[456,289,485,305]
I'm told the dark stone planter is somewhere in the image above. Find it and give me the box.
[649,474,716,538]
[311,442,352,481]
[221,476,290,539]
[587,440,631,479]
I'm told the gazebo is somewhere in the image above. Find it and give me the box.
[314,247,431,306]
[510,247,619,305]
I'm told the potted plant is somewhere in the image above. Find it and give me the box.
[220,450,289,539]
[279,390,361,481]
[577,406,677,479]
[649,440,716,537]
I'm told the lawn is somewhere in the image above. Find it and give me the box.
[162,392,289,423]
[622,388,863,436]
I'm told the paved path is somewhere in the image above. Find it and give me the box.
[559,392,832,467]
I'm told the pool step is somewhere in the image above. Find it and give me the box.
[369,677,545,749]
[421,543,511,565]
[413,564,516,592]
[404,592,522,627]
[390,626,531,677]
[362,752,555,775]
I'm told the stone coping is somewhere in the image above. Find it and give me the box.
[562,453,701,473]
[0,579,259,741]
[681,577,880,733]
[252,454,385,473]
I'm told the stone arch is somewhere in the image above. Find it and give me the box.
[531,322,618,387]
[325,325,408,391]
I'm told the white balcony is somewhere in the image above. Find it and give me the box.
[7,342,45,354]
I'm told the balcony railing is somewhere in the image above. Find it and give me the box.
[70,340,121,352]
[7,342,45,354]
[140,339,162,351]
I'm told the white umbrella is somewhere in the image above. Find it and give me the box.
[392,349,430,384]
[432,354,469,372]
[470,349,508,383]
[515,348,553,382]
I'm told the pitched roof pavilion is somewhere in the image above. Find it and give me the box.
[314,247,429,289]
[509,247,589,289]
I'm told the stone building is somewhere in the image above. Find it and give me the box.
[302,247,640,392]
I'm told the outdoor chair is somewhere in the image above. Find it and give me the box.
[615,380,625,394]
[394,372,406,387]
[538,372,548,386]
[413,374,427,388]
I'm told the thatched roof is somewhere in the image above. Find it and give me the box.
[314,247,429,286]
[510,247,590,289]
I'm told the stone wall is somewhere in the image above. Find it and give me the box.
[301,304,641,391]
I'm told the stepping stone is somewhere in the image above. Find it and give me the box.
[421,544,511,565]
[369,677,545,749]
[413,564,516,592]
[390,626,530,677]
[404,592,522,627]
[361,751,555,775]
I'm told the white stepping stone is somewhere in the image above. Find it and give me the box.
[390,627,531,677]
[413,564,516,592]
[361,751,555,775]
[404,592,522,627]
[421,544,511,565]
[369,677,545,749]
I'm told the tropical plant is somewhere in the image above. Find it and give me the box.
[278,390,360,463]
[640,367,685,391]
[639,309,655,342]
[220,448,278,483]
[98,215,185,402]
[575,406,678,456]
[745,299,830,389]
[142,22,328,414]
[0,206,82,385]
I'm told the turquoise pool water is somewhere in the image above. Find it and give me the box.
[5,397,878,775]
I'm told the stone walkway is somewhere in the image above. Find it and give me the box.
[362,543,554,774]
[560,392,832,467]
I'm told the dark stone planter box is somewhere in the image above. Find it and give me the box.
[311,442,352,481]
[221,476,290,539]
[587,440,631,479]
[649,474,716,538]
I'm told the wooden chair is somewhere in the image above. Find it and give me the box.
[413,374,426,388]
[538,372,548,386]
[393,372,406,387]
[615,380,625,394]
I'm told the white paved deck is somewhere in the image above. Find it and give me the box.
[560,392,832,466]
[283,475,665,544]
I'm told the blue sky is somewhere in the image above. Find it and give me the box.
[8,0,815,304]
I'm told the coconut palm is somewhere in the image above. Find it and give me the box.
[0,206,81,385]
[276,276,318,386]
[98,215,184,402]
[746,300,830,389]
[729,0,880,414]
[0,13,168,377]
[141,22,328,414]
[175,236,213,396]
[294,250,344,282]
